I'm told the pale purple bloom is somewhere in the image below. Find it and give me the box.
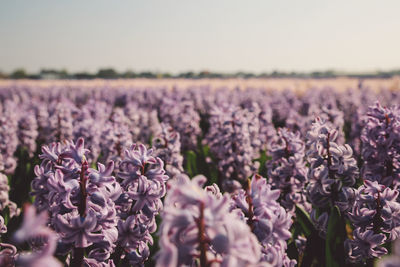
[361,101,400,188]
[159,98,201,151]
[0,205,63,267]
[267,128,310,212]
[17,111,38,157]
[205,104,260,186]
[306,118,358,211]
[231,174,295,267]
[346,229,387,263]
[116,143,169,265]
[157,174,263,267]
[152,123,184,178]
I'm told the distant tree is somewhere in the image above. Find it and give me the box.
[74,72,95,79]
[138,72,156,78]
[178,72,195,78]
[10,69,27,79]
[162,73,172,78]
[97,68,118,79]
[39,69,69,79]
[0,70,7,79]
[122,70,137,78]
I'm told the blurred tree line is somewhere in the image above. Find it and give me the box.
[1,68,400,80]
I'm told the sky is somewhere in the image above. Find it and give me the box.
[1,0,400,74]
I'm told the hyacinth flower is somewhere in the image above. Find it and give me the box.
[0,103,19,174]
[306,117,358,212]
[45,100,75,143]
[157,174,264,267]
[376,238,400,267]
[361,101,400,188]
[17,111,38,158]
[346,180,400,263]
[159,98,201,151]
[205,104,260,190]
[124,103,161,144]
[305,117,359,241]
[240,101,263,153]
[267,128,310,212]
[152,123,184,178]
[99,108,133,165]
[73,108,103,163]
[257,104,276,151]
[0,205,61,267]
[231,174,296,267]
[0,171,19,218]
[30,138,120,266]
[115,143,169,266]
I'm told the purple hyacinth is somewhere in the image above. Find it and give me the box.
[306,117,358,211]
[361,101,400,188]
[124,103,161,144]
[0,171,18,218]
[157,174,263,267]
[267,128,310,212]
[116,143,169,266]
[346,180,400,263]
[257,104,276,151]
[73,106,103,163]
[205,104,260,189]
[376,238,400,267]
[231,174,296,267]
[31,138,120,266]
[159,98,201,151]
[152,123,184,178]
[346,228,388,263]
[0,101,19,174]
[0,205,61,267]
[45,100,75,143]
[17,111,38,157]
[99,108,133,165]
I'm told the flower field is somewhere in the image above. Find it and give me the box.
[0,78,400,266]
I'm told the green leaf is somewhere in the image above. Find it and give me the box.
[256,150,268,177]
[2,206,10,226]
[325,205,346,267]
[295,205,315,237]
[184,150,197,177]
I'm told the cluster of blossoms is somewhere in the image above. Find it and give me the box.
[344,102,400,263]
[283,91,345,143]
[124,103,161,144]
[45,100,75,143]
[31,138,120,266]
[100,108,133,164]
[240,102,263,152]
[17,111,39,157]
[376,238,400,267]
[257,105,276,150]
[346,180,400,263]
[159,98,201,151]
[0,172,19,220]
[267,128,310,212]
[116,144,169,265]
[152,123,184,178]
[361,102,400,188]
[231,174,296,267]
[205,104,260,190]
[157,174,264,267]
[306,118,359,236]
[0,205,61,267]
[306,118,359,211]
[72,101,106,162]
[0,101,19,174]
